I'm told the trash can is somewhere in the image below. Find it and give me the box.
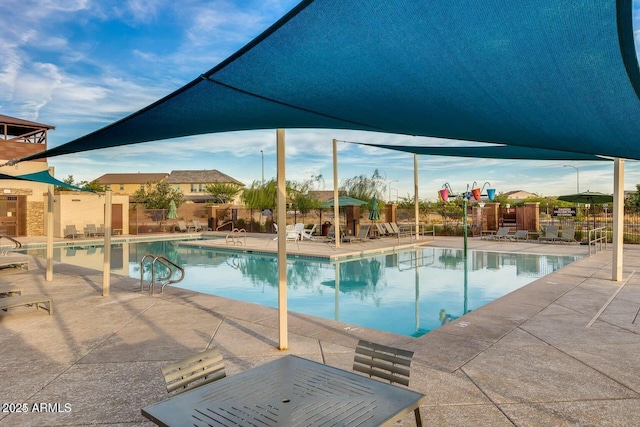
[322,221,332,236]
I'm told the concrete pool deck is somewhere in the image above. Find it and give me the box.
[0,233,638,426]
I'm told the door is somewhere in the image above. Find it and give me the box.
[0,195,26,236]
[112,204,123,234]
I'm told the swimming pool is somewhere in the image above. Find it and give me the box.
[22,240,580,337]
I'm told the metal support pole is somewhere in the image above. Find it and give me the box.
[46,185,54,282]
[103,189,112,296]
[276,129,288,349]
[612,158,624,281]
[333,139,340,248]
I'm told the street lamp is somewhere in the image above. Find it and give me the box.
[388,179,398,202]
[260,150,264,185]
[563,165,579,193]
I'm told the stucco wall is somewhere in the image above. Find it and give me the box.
[54,192,130,238]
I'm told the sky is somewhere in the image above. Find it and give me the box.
[2,0,640,202]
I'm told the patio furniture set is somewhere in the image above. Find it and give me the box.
[481,225,576,243]
[143,339,426,426]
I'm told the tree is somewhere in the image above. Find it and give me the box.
[55,175,105,192]
[204,182,243,204]
[340,169,386,202]
[133,182,185,225]
[625,184,640,214]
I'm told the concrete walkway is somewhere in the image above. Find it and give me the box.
[0,234,638,426]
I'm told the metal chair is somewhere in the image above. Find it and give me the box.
[162,347,226,394]
[353,340,422,426]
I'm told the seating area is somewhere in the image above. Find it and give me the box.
[64,225,84,239]
[0,293,53,315]
[352,339,422,426]
[161,347,226,394]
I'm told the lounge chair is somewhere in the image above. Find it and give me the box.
[352,340,422,426]
[176,221,188,233]
[0,251,30,270]
[538,225,559,242]
[84,224,98,237]
[383,222,398,237]
[294,223,305,239]
[301,224,317,241]
[375,223,388,237]
[325,224,345,242]
[162,347,226,395]
[558,225,576,243]
[96,224,105,236]
[490,227,511,240]
[64,225,83,239]
[285,225,300,242]
[390,222,412,238]
[343,224,371,243]
[0,284,21,297]
[508,230,529,241]
[188,221,204,232]
[0,294,53,315]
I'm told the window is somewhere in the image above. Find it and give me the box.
[199,184,205,192]
[120,184,125,190]
[190,184,197,192]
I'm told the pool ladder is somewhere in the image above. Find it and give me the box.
[140,254,185,295]
[225,228,246,245]
[0,235,21,255]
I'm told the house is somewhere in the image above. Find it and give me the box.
[95,172,169,195]
[0,114,55,236]
[165,170,245,203]
[504,190,538,202]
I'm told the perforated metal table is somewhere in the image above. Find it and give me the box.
[142,355,426,426]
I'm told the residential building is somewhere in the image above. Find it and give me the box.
[165,170,245,203]
[504,190,538,202]
[95,172,169,195]
[0,114,54,236]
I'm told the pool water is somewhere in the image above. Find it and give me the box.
[23,240,580,337]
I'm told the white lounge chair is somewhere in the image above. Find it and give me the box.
[301,224,317,240]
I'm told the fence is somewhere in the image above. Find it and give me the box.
[128,203,640,243]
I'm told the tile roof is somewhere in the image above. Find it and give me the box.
[165,170,244,186]
[95,173,168,184]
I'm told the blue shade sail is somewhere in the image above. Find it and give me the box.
[15,1,640,162]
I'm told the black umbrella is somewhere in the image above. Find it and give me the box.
[557,191,613,229]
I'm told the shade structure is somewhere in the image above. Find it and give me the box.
[321,196,368,208]
[7,0,640,164]
[167,200,178,219]
[557,192,614,205]
[0,170,85,191]
[369,196,380,221]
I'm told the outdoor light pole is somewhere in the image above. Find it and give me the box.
[388,179,398,202]
[261,150,264,185]
[563,165,580,193]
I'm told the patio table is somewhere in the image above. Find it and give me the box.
[142,354,426,426]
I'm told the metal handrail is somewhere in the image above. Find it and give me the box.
[216,221,234,231]
[588,227,607,256]
[225,228,246,245]
[140,253,185,295]
[0,235,21,255]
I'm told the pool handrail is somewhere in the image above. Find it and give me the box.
[140,254,185,295]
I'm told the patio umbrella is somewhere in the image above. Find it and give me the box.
[368,196,380,221]
[167,200,178,219]
[320,195,368,207]
[321,196,368,235]
[557,191,613,229]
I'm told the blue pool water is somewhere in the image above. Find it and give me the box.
[24,240,580,337]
